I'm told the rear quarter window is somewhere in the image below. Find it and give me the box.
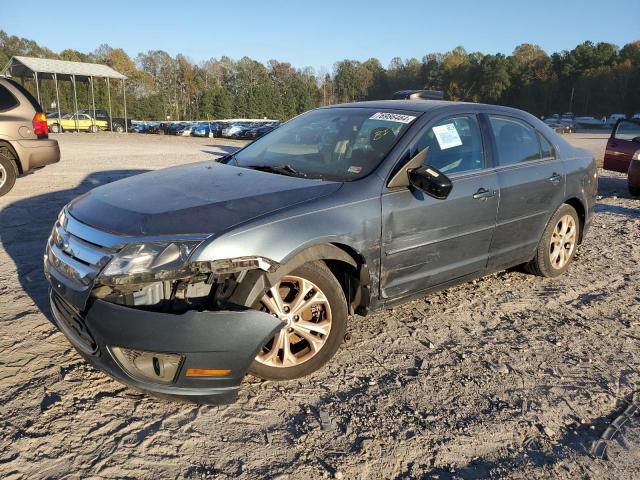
[5,78,43,113]
[0,84,19,112]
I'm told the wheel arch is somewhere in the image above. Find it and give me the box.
[270,243,372,316]
[563,197,586,244]
[0,140,22,174]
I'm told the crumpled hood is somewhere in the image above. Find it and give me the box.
[67,161,342,237]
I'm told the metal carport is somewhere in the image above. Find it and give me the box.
[1,56,128,132]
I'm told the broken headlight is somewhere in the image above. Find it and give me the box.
[195,256,277,274]
[99,241,202,285]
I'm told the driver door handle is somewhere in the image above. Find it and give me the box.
[473,188,496,200]
[548,172,562,183]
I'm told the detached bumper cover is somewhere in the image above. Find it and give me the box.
[49,288,282,404]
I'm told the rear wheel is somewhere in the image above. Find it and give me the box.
[526,204,580,277]
[0,146,18,197]
[114,123,125,133]
[89,124,99,133]
[50,123,61,133]
[249,262,347,381]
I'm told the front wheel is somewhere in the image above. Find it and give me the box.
[526,204,580,277]
[50,123,61,133]
[249,262,347,381]
[114,124,125,133]
[89,124,99,133]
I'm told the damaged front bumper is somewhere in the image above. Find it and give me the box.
[48,287,281,404]
[45,250,282,405]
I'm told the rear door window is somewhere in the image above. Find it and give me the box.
[489,116,542,166]
[0,84,19,112]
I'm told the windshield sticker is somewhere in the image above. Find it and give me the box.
[348,166,363,174]
[369,112,416,124]
[432,123,463,150]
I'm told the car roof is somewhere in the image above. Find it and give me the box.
[319,99,526,116]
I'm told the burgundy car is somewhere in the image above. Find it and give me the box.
[603,119,640,196]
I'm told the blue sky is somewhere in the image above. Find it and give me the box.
[2,0,638,71]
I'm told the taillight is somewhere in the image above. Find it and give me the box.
[33,112,49,137]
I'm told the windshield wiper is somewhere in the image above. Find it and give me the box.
[246,164,308,178]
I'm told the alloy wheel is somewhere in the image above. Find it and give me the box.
[549,214,577,269]
[255,275,332,368]
[0,163,6,189]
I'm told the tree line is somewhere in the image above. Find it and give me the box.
[1,30,638,121]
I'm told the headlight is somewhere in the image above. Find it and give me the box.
[99,241,202,285]
[633,150,640,161]
[194,256,278,274]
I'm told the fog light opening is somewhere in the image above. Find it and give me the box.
[110,346,183,385]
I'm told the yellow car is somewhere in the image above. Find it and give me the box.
[48,113,108,133]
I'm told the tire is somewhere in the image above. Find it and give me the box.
[0,146,19,197]
[50,123,61,133]
[89,124,99,133]
[630,184,640,197]
[525,204,580,278]
[248,261,347,381]
[114,124,124,133]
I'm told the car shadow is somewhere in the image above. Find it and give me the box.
[0,169,149,316]
[201,145,242,157]
[201,144,243,157]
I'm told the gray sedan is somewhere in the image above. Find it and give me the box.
[44,100,597,404]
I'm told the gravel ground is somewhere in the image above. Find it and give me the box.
[0,132,638,480]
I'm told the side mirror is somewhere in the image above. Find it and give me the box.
[387,147,452,199]
[408,165,452,199]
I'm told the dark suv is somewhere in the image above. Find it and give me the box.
[44,100,597,404]
[0,77,60,196]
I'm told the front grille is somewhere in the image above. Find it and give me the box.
[46,212,117,288]
[50,292,98,354]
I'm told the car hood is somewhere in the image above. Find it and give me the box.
[67,161,342,237]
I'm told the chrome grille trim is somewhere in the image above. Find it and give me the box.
[54,223,113,267]
[48,242,99,286]
[47,211,118,287]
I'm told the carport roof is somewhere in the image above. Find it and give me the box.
[2,56,127,81]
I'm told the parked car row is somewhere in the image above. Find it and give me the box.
[129,120,281,140]
[542,112,640,133]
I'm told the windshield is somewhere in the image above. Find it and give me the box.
[230,107,420,181]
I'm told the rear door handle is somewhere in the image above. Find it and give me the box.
[548,172,562,183]
[473,188,496,200]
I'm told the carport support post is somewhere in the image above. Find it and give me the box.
[122,79,128,133]
[33,72,41,105]
[90,76,96,130]
[53,73,61,128]
[106,78,113,132]
[72,75,79,132]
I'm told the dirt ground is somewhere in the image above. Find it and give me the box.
[0,132,638,480]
